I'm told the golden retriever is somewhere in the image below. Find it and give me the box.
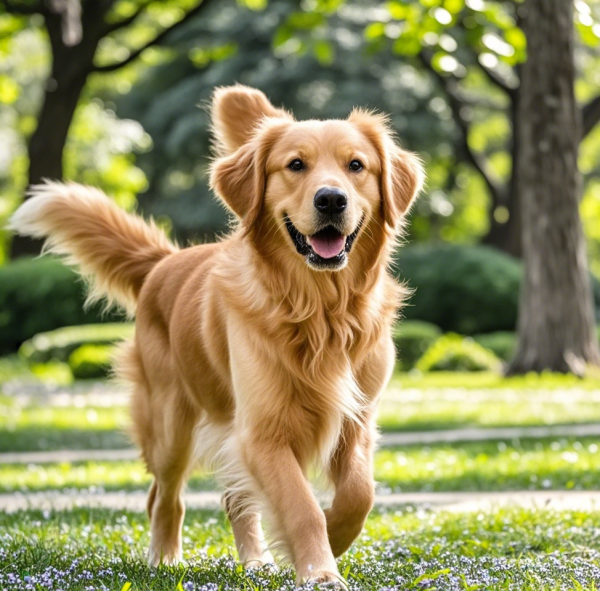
[10,85,424,587]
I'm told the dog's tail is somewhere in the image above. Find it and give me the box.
[9,181,177,313]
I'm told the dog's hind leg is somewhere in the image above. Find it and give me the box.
[223,491,274,567]
[136,387,199,567]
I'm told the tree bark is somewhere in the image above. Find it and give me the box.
[481,91,522,258]
[507,0,600,375]
[10,4,98,258]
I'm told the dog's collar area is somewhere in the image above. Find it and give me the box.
[283,215,364,270]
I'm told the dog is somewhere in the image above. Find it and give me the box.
[10,85,424,587]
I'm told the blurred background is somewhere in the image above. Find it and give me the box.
[1,0,600,381]
[1,0,600,485]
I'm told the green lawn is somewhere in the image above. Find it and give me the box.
[1,506,600,590]
[4,371,600,452]
[2,436,600,494]
[0,400,130,452]
[378,387,600,431]
[3,371,600,589]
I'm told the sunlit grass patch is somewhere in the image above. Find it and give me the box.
[390,370,600,391]
[0,460,216,494]
[3,437,600,495]
[1,506,600,590]
[379,385,600,431]
[375,436,600,493]
[0,403,130,452]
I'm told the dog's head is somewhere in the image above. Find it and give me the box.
[210,85,424,272]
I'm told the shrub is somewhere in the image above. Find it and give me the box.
[416,333,502,372]
[394,244,521,335]
[68,344,115,380]
[394,244,600,334]
[0,257,121,354]
[393,320,442,370]
[19,323,134,364]
[473,332,517,362]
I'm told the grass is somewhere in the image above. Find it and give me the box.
[378,386,600,432]
[1,506,600,590]
[0,401,130,452]
[3,436,600,495]
[4,372,600,452]
[390,370,600,390]
[3,368,600,589]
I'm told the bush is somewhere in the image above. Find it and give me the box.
[68,344,115,380]
[416,333,502,372]
[20,323,134,364]
[393,320,442,370]
[473,332,517,362]
[394,244,600,334]
[0,257,121,354]
[394,245,521,335]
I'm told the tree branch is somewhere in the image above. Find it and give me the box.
[476,60,517,98]
[93,0,215,73]
[419,51,507,207]
[582,94,600,141]
[103,1,150,34]
[1,0,41,14]
[456,20,518,99]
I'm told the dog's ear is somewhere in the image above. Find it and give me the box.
[382,147,425,228]
[349,110,425,230]
[211,85,292,156]
[210,119,289,231]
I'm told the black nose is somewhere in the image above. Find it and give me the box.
[314,187,347,215]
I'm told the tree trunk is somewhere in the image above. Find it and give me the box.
[10,6,96,259]
[482,89,522,258]
[507,0,600,375]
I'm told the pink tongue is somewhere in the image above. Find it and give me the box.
[309,234,346,259]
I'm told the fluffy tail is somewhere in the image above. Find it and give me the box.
[9,181,177,314]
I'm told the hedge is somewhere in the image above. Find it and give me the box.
[395,244,600,335]
[19,323,135,364]
[0,257,121,354]
[68,344,115,380]
[416,333,502,372]
[393,320,442,370]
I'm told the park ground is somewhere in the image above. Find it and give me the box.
[3,370,600,590]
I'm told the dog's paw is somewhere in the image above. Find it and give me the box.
[244,558,278,570]
[147,547,183,568]
[301,571,348,589]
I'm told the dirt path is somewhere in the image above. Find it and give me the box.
[2,489,600,513]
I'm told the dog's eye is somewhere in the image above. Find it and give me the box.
[349,159,363,172]
[288,159,305,172]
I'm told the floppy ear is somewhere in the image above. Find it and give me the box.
[382,146,425,228]
[211,84,292,156]
[349,110,425,230]
[210,119,289,230]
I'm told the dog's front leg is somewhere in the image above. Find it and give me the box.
[243,438,342,585]
[325,418,376,557]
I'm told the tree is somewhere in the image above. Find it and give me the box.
[355,0,600,257]
[2,0,215,258]
[117,0,447,244]
[507,0,600,374]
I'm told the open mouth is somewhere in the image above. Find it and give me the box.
[284,215,363,270]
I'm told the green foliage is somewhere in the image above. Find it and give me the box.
[472,331,516,362]
[416,333,502,372]
[0,257,123,354]
[396,244,521,334]
[393,320,442,370]
[20,323,134,364]
[118,0,451,244]
[68,344,115,380]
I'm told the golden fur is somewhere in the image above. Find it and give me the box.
[10,85,424,587]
